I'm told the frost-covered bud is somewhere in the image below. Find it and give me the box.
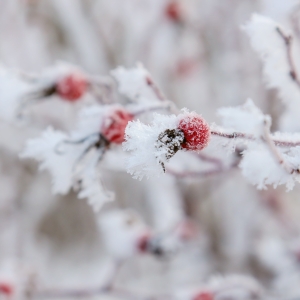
[56,72,87,101]
[178,112,210,151]
[101,108,134,144]
[165,1,182,22]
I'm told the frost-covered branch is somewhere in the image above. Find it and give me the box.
[276,27,300,88]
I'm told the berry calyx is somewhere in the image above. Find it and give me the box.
[0,283,13,296]
[165,1,182,22]
[56,72,88,101]
[178,112,210,151]
[193,291,214,300]
[101,108,134,144]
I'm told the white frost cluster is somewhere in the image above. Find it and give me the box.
[20,105,123,211]
[111,64,159,103]
[214,100,300,190]
[123,112,179,179]
[244,14,299,105]
[98,209,150,259]
[218,99,267,136]
[0,67,31,122]
[240,143,300,190]
[244,14,300,131]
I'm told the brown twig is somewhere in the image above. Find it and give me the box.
[276,27,300,88]
[211,129,300,148]
[263,118,299,174]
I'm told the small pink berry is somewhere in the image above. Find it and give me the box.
[101,108,134,144]
[178,113,210,151]
[0,283,13,296]
[56,72,87,101]
[193,291,214,300]
[165,1,182,22]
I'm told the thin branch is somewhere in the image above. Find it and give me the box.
[211,129,300,147]
[133,102,173,116]
[276,27,300,88]
[262,118,298,174]
[166,160,239,178]
[193,152,223,169]
[146,76,166,102]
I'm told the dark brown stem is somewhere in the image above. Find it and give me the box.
[276,27,300,88]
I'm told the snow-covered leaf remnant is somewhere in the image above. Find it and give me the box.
[243,14,300,104]
[240,143,299,191]
[111,64,160,103]
[20,104,135,211]
[21,126,110,210]
[218,99,266,136]
[243,14,300,131]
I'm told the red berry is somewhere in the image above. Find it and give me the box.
[56,72,87,101]
[137,233,151,253]
[101,108,134,144]
[178,113,210,151]
[165,1,181,22]
[0,283,13,296]
[193,291,214,300]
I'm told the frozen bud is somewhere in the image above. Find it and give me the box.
[193,291,214,300]
[101,108,134,144]
[156,129,184,170]
[56,72,87,101]
[165,1,182,22]
[178,112,210,151]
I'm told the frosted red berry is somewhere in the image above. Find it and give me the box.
[193,291,214,300]
[0,283,13,296]
[178,113,210,151]
[56,72,87,101]
[165,1,181,22]
[101,108,134,144]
